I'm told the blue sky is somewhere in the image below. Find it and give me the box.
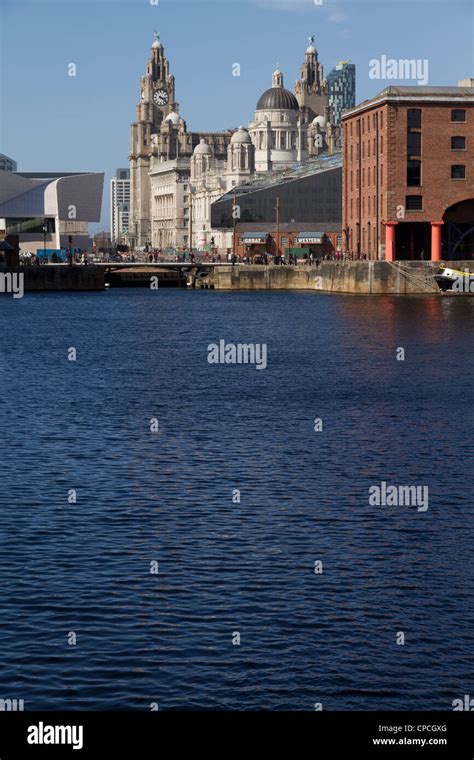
[0,0,473,230]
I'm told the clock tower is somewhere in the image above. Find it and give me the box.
[129,32,179,247]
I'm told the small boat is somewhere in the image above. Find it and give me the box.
[435,265,474,293]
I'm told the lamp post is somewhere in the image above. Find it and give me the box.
[275,194,280,263]
[42,220,48,265]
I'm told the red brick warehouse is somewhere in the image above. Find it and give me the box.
[342,81,474,261]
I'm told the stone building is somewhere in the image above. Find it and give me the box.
[129,33,231,248]
[294,35,329,122]
[130,34,342,253]
[190,128,255,252]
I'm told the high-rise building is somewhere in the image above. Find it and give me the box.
[0,154,17,172]
[110,168,130,244]
[328,62,356,126]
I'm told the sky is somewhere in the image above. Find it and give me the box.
[0,0,473,230]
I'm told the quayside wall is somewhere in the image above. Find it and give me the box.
[213,261,472,294]
[1,266,105,291]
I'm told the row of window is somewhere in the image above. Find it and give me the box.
[345,107,468,139]
[348,110,385,136]
[348,160,467,191]
[347,134,466,163]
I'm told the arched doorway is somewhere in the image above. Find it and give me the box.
[442,198,474,260]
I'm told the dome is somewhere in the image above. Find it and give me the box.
[312,115,327,129]
[231,126,251,144]
[165,111,180,125]
[256,87,299,111]
[306,45,316,54]
[152,32,162,49]
[194,138,212,156]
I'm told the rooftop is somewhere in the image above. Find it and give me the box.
[215,151,342,202]
[343,84,474,119]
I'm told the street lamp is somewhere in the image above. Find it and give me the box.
[42,220,48,265]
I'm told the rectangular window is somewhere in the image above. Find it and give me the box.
[380,164,383,183]
[380,111,384,128]
[451,109,466,122]
[451,136,466,150]
[380,135,383,154]
[350,170,353,191]
[406,195,423,210]
[367,140,370,158]
[407,132,421,156]
[451,164,466,179]
[407,159,421,186]
[362,142,365,158]
[362,168,365,187]
[350,144,353,161]
[407,108,422,129]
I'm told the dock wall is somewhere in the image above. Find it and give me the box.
[213,261,472,295]
[1,266,105,291]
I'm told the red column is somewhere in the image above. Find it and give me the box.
[431,222,444,262]
[384,222,398,262]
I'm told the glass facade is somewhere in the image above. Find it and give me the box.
[327,63,356,126]
[211,167,342,229]
[6,217,55,234]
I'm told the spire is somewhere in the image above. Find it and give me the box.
[272,65,283,88]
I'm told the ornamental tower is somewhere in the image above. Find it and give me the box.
[129,32,179,248]
[294,35,329,122]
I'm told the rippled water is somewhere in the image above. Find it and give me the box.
[0,289,472,710]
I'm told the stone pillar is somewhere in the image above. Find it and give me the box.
[384,222,398,262]
[431,221,444,262]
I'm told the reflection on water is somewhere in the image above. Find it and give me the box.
[0,290,472,710]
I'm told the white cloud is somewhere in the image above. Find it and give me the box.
[328,10,348,23]
[252,0,348,23]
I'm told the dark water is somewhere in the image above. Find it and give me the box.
[0,289,472,711]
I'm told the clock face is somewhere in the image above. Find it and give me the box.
[153,89,169,106]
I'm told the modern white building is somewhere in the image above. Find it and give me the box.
[0,170,104,252]
[110,168,130,244]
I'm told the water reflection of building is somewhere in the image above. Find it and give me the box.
[342,82,474,261]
